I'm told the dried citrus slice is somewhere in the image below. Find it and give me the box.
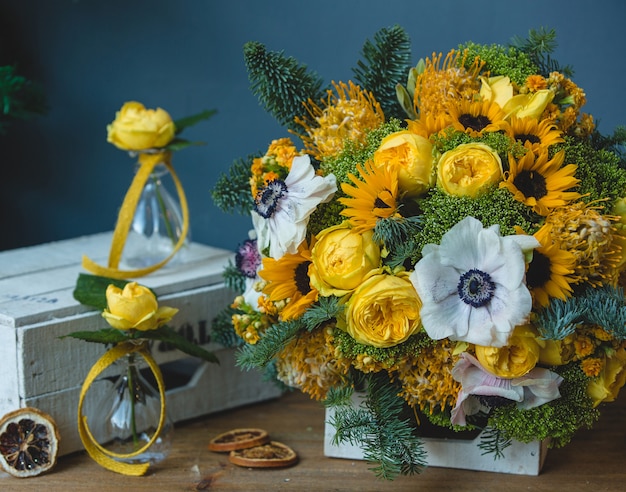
[229,441,298,468]
[208,428,270,452]
[0,407,60,478]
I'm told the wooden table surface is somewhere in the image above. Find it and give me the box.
[1,388,624,491]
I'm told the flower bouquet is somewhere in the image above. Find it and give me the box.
[212,26,626,479]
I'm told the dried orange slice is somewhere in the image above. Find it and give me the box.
[228,441,298,468]
[208,428,270,452]
[0,407,60,478]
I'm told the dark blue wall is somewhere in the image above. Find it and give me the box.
[2,0,625,253]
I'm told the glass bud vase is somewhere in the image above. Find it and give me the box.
[122,162,190,269]
[94,351,174,466]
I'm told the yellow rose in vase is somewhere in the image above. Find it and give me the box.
[436,142,503,198]
[102,282,178,331]
[310,223,381,297]
[373,130,435,197]
[474,325,541,378]
[107,101,176,151]
[339,271,421,348]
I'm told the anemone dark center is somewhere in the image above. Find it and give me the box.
[457,268,496,308]
[525,250,551,289]
[459,113,492,132]
[515,133,541,144]
[294,261,312,295]
[512,170,547,199]
[254,180,288,218]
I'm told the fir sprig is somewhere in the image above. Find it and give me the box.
[236,319,303,369]
[243,41,325,132]
[510,27,574,78]
[212,156,256,215]
[478,427,512,459]
[328,372,427,480]
[300,296,343,331]
[352,25,412,121]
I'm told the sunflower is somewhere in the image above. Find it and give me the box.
[503,116,564,153]
[339,160,400,233]
[294,80,384,160]
[500,144,580,215]
[406,112,450,140]
[447,99,508,137]
[258,240,318,320]
[525,223,578,307]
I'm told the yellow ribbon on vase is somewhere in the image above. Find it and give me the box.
[82,151,189,279]
[77,341,167,477]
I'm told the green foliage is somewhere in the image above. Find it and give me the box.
[459,41,537,86]
[222,262,247,294]
[334,330,434,368]
[306,197,346,236]
[212,156,255,215]
[352,25,412,121]
[321,119,403,185]
[488,363,600,448]
[73,273,131,310]
[555,136,626,206]
[589,125,626,162]
[535,285,626,341]
[327,372,427,479]
[413,188,540,262]
[173,109,217,135]
[0,65,47,133]
[243,41,325,132]
[373,215,422,269]
[211,305,244,349]
[510,27,574,78]
[478,427,512,459]
[300,296,343,331]
[236,319,303,370]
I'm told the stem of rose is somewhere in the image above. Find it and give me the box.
[152,173,176,246]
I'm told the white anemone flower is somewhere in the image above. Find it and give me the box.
[450,352,563,426]
[410,216,540,347]
[252,154,337,259]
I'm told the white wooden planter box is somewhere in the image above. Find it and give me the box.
[323,393,548,475]
[0,233,281,455]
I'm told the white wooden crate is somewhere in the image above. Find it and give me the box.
[0,233,282,455]
[324,393,548,475]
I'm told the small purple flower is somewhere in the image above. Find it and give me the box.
[235,239,261,278]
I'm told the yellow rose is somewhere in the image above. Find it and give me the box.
[537,336,577,366]
[373,130,435,197]
[107,101,176,151]
[436,143,503,198]
[339,272,421,348]
[479,75,514,109]
[310,223,381,297]
[587,344,626,407]
[475,325,540,379]
[102,282,178,331]
[502,90,554,120]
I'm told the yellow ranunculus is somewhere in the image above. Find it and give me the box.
[475,325,540,379]
[479,75,514,109]
[339,271,421,348]
[587,344,626,407]
[107,101,176,151]
[373,130,435,197]
[502,89,554,120]
[436,143,503,198]
[310,223,381,297]
[102,282,178,331]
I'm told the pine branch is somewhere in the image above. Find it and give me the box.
[300,295,343,331]
[510,27,573,78]
[328,372,427,480]
[211,156,255,215]
[211,305,244,349]
[235,319,303,370]
[243,41,325,131]
[352,25,412,121]
[374,215,422,268]
[478,427,512,459]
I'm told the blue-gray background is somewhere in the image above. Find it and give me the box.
[1,0,624,253]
